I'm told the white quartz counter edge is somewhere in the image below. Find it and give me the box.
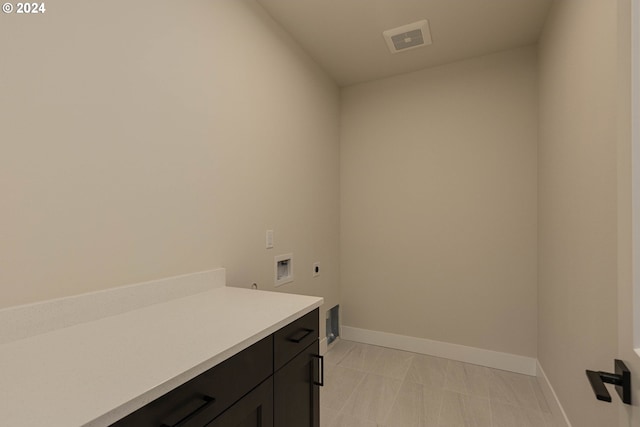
[0,286,323,427]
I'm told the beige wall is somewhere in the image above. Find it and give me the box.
[538,0,619,425]
[0,0,341,335]
[340,46,538,357]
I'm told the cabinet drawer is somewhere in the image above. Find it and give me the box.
[111,335,273,427]
[274,308,319,371]
[206,377,273,427]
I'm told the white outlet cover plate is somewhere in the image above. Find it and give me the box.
[266,230,274,249]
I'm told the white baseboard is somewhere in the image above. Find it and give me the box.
[536,361,572,427]
[341,325,537,376]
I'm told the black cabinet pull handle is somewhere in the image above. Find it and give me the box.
[585,359,632,405]
[288,328,314,343]
[312,354,324,387]
[160,395,215,427]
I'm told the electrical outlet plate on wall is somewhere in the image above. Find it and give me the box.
[266,230,274,249]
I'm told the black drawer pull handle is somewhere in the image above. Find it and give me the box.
[312,354,324,387]
[160,395,215,427]
[287,328,314,343]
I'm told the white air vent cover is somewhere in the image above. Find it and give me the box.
[383,20,432,54]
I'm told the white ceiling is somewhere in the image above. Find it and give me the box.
[256,0,554,86]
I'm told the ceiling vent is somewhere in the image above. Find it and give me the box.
[382,19,432,54]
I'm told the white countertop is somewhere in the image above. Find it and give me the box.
[0,284,323,427]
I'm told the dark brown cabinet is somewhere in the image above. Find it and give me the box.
[273,308,322,427]
[110,308,321,427]
[274,340,320,427]
[206,378,273,427]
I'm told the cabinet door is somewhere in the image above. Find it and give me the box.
[273,340,320,427]
[206,378,273,427]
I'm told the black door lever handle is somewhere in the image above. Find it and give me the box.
[585,359,632,405]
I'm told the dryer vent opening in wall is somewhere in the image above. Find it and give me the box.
[326,305,339,344]
[383,20,432,54]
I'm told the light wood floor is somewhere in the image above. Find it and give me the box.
[321,340,560,427]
